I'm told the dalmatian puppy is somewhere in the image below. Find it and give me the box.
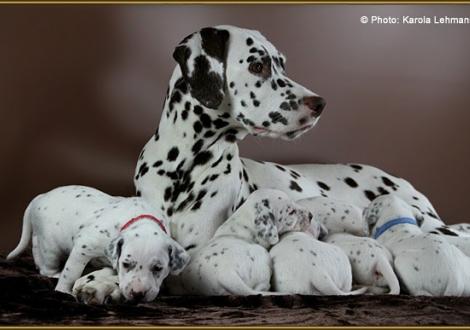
[173,189,313,295]
[325,233,399,294]
[78,25,459,301]
[270,231,366,295]
[364,194,470,296]
[7,185,189,303]
[297,196,368,236]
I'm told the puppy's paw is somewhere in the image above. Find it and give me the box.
[72,268,122,305]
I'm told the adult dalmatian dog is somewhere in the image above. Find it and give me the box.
[73,25,458,303]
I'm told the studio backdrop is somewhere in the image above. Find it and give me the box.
[0,4,469,254]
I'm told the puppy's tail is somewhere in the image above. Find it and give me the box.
[375,255,400,295]
[220,275,279,296]
[312,273,367,295]
[7,201,34,260]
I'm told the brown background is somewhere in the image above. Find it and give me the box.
[0,5,469,254]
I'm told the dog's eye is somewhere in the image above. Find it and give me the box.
[122,262,130,268]
[249,62,264,74]
[152,265,163,273]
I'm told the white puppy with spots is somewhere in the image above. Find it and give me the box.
[270,231,366,295]
[325,233,399,294]
[297,196,368,236]
[364,194,470,296]
[172,189,313,295]
[7,185,190,303]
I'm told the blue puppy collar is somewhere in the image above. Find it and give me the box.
[373,217,417,239]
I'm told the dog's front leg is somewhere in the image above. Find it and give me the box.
[55,245,93,294]
[72,267,121,304]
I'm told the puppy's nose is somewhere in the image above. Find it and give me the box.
[130,290,147,303]
[303,96,326,116]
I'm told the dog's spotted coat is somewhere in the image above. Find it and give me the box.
[74,25,460,301]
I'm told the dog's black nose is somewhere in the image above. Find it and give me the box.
[303,96,326,116]
[130,290,146,303]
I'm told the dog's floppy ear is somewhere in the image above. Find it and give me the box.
[173,27,230,109]
[167,240,191,275]
[253,210,280,248]
[105,236,124,269]
[318,224,329,240]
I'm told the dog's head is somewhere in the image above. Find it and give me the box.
[251,189,314,247]
[363,195,418,236]
[106,228,190,303]
[172,25,325,141]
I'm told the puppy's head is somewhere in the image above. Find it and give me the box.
[363,195,416,236]
[251,189,314,247]
[172,25,325,141]
[106,230,190,303]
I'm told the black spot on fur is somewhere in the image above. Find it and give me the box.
[194,151,213,167]
[164,187,172,202]
[290,181,303,192]
[200,114,212,128]
[344,177,358,188]
[135,162,149,180]
[364,190,377,201]
[277,79,286,88]
[242,169,249,182]
[290,170,301,179]
[192,139,204,155]
[211,155,224,168]
[193,121,203,134]
[167,147,179,162]
[213,119,229,129]
[377,187,389,195]
[269,112,288,125]
[382,176,398,190]
[317,181,330,191]
[191,201,202,211]
[436,227,458,236]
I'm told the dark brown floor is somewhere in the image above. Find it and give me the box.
[1,255,470,326]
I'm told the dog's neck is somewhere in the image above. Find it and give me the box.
[140,68,251,219]
[155,68,248,169]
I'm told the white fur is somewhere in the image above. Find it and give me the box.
[298,196,368,236]
[270,231,366,295]
[325,233,399,294]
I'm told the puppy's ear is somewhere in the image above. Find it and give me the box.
[105,236,124,269]
[173,27,230,109]
[253,211,280,248]
[318,224,329,240]
[168,240,191,275]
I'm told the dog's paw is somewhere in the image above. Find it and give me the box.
[72,268,122,305]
